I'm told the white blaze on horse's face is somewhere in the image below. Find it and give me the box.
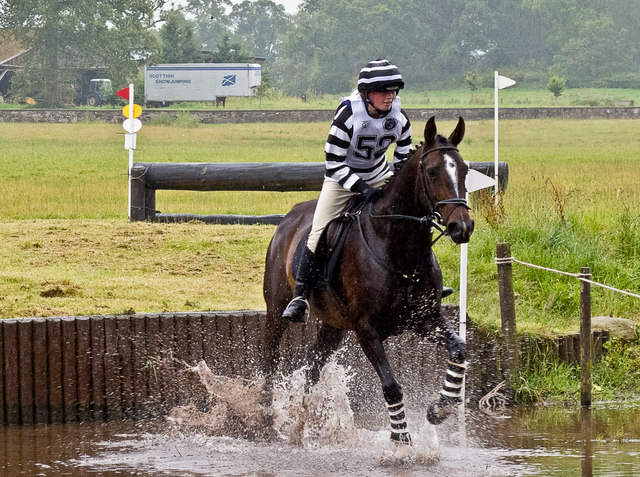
[444,154,460,198]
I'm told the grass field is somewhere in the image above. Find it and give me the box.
[3,87,640,110]
[1,118,639,338]
[218,87,640,110]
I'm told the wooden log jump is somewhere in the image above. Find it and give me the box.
[129,161,509,223]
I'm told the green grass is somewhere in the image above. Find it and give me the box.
[0,119,639,339]
[2,117,639,401]
[0,220,273,316]
[514,338,640,404]
[3,87,640,110]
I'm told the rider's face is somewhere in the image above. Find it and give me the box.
[368,90,397,113]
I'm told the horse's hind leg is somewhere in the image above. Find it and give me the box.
[304,322,345,388]
[259,307,289,406]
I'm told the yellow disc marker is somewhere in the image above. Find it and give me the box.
[122,104,142,118]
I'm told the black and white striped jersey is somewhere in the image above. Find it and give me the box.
[324,92,412,191]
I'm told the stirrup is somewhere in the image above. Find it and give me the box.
[282,296,309,323]
[442,286,454,298]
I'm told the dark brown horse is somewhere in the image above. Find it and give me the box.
[262,116,474,445]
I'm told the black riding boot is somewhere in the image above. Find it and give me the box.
[282,246,316,323]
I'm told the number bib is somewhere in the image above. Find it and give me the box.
[347,93,404,164]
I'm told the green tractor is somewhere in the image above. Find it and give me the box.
[86,78,113,106]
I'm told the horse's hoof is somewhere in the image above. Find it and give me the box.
[390,431,412,446]
[427,396,459,425]
[442,286,454,298]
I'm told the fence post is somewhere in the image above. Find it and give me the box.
[579,266,592,407]
[496,243,519,388]
[130,164,149,221]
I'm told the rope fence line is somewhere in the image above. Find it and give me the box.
[495,256,640,299]
[495,241,636,408]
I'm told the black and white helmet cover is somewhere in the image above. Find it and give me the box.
[357,59,405,93]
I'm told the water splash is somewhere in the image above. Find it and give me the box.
[167,361,273,440]
[272,360,358,446]
[168,359,440,466]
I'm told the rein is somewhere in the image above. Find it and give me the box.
[369,144,469,242]
[348,144,470,281]
[349,208,426,281]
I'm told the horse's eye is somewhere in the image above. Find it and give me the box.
[426,167,437,177]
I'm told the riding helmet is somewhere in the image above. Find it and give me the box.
[357,59,405,93]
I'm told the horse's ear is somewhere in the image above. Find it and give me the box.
[423,116,437,147]
[449,116,465,146]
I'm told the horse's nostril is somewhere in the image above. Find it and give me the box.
[448,220,474,242]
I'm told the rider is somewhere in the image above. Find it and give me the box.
[282,59,413,323]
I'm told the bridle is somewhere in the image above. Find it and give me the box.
[366,144,470,244]
[345,144,470,281]
[418,145,470,223]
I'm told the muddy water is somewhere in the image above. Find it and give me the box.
[2,362,639,477]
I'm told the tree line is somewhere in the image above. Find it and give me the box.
[1,0,638,106]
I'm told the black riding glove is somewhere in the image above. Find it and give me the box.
[393,159,408,173]
[353,179,383,202]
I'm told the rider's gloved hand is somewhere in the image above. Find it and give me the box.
[393,159,408,173]
[353,179,383,202]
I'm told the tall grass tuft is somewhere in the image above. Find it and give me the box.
[514,338,640,404]
[544,177,575,224]
[513,342,579,404]
[592,339,640,397]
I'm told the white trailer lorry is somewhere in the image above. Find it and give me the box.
[144,63,261,104]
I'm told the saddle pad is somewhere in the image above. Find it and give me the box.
[290,196,366,285]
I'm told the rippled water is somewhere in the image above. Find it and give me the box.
[2,362,639,476]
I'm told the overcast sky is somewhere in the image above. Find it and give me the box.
[272,0,301,14]
[172,0,302,15]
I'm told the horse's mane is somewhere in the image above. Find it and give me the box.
[380,134,450,192]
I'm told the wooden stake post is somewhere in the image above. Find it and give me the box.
[496,243,519,387]
[579,266,592,407]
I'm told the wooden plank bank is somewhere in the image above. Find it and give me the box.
[0,312,270,425]
[0,308,474,425]
[0,310,609,426]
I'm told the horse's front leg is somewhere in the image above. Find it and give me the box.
[427,319,468,425]
[356,326,412,446]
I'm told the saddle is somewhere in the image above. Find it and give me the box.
[291,196,368,287]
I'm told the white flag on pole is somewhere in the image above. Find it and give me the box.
[466,168,496,193]
[497,75,516,90]
[494,72,515,203]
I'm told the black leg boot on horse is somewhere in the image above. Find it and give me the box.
[282,246,316,323]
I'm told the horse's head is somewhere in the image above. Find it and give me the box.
[417,116,474,244]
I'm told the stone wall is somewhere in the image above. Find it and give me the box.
[1,106,639,124]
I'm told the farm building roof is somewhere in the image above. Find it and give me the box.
[0,31,27,66]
